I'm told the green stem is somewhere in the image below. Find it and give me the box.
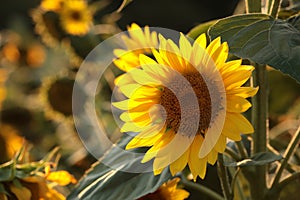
[230,168,241,195]
[217,155,232,200]
[250,63,268,199]
[276,172,300,191]
[180,175,225,200]
[245,0,262,13]
[271,125,300,189]
[235,141,248,159]
[266,172,300,199]
[269,0,282,18]
[225,147,241,161]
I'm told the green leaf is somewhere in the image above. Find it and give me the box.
[0,183,8,195]
[186,20,218,39]
[224,152,282,167]
[0,160,15,181]
[67,135,173,200]
[208,13,300,83]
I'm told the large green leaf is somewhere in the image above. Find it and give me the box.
[224,152,282,167]
[208,13,300,83]
[67,136,173,200]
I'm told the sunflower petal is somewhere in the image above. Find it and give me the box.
[227,95,252,113]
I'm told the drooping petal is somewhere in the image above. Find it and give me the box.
[226,113,254,134]
[227,95,252,113]
[170,147,190,175]
[227,87,259,98]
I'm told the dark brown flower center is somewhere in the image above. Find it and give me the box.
[159,72,211,137]
[71,10,81,21]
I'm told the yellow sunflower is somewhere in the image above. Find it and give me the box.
[59,0,92,36]
[138,178,189,200]
[40,0,63,12]
[113,33,258,180]
[114,23,158,73]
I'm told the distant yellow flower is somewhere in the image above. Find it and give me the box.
[114,23,158,72]
[113,33,258,180]
[26,43,46,67]
[40,0,63,12]
[0,124,23,160]
[46,170,77,186]
[138,178,189,200]
[0,68,7,109]
[2,42,20,63]
[59,0,92,36]
[40,77,74,122]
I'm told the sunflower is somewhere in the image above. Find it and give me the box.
[138,178,189,200]
[114,23,158,73]
[59,0,92,36]
[113,33,258,180]
[40,0,63,12]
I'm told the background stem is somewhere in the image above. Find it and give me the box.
[250,63,268,199]
[180,175,225,200]
[245,0,262,13]
[217,155,232,200]
[271,125,300,189]
[269,0,282,18]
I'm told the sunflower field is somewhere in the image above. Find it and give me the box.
[0,0,300,199]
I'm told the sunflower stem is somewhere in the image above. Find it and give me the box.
[180,175,225,200]
[217,154,232,200]
[235,141,248,159]
[269,0,282,18]
[230,168,241,195]
[270,125,300,189]
[245,0,262,13]
[250,63,268,199]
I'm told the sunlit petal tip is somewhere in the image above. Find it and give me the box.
[194,33,207,49]
[112,100,128,110]
[153,167,164,175]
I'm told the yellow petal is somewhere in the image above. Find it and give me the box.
[227,87,259,98]
[126,131,162,149]
[207,149,218,165]
[142,130,174,163]
[112,99,156,111]
[214,134,226,153]
[224,69,253,90]
[120,111,149,122]
[210,42,228,69]
[46,171,77,186]
[121,121,150,132]
[187,135,207,180]
[128,68,161,85]
[118,83,142,98]
[194,33,207,50]
[179,33,192,62]
[222,118,242,141]
[226,113,254,134]
[9,184,32,200]
[154,134,192,173]
[170,147,190,176]
[219,59,242,74]
[206,37,221,56]
[227,95,252,113]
